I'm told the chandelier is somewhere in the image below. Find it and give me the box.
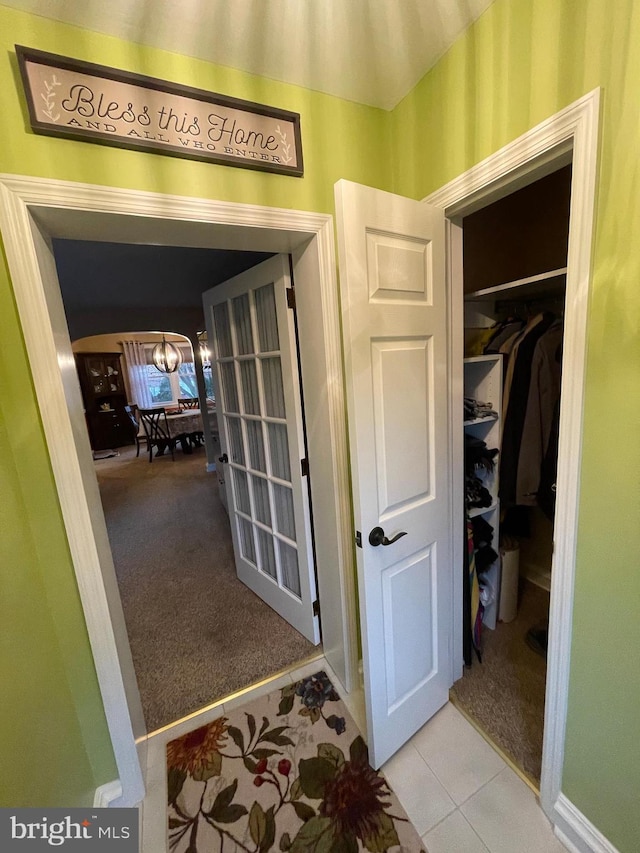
[152,336,182,373]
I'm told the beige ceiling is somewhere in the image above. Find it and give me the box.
[2,0,494,110]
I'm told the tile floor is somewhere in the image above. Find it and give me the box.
[140,655,567,853]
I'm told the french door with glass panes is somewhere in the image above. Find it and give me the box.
[202,255,320,644]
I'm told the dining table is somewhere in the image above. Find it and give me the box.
[164,409,206,454]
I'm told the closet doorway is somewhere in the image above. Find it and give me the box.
[452,164,572,787]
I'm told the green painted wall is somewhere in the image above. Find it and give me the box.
[390,1,640,849]
[3,2,638,845]
[0,5,391,807]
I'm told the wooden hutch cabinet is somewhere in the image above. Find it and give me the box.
[75,352,133,450]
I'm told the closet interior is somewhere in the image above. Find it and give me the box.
[453,163,572,784]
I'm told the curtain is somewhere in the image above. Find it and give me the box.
[122,340,152,408]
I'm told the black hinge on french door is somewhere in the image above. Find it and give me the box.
[286,287,296,310]
[301,457,309,477]
[313,599,320,617]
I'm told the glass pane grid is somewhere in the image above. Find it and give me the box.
[246,419,267,473]
[267,422,291,482]
[213,302,232,358]
[279,539,302,599]
[219,362,240,413]
[214,281,306,609]
[266,474,294,489]
[237,516,257,566]
[255,282,280,353]
[232,454,293,489]
[226,417,245,465]
[240,359,261,415]
[250,473,272,527]
[256,527,278,581]
[232,293,254,355]
[270,528,298,548]
[272,482,296,540]
[231,467,251,516]
[262,357,286,418]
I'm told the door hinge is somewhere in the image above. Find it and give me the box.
[355,531,362,548]
[313,599,320,617]
[301,457,309,477]
[286,287,296,310]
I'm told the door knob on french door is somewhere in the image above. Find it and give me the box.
[218,453,228,463]
[368,526,408,547]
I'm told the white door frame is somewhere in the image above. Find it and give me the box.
[426,89,600,830]
[0,176,358,806]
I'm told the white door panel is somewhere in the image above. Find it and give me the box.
[203,255,320,644]
[336,179,451,768]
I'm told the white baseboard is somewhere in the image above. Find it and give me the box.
[552,793,620,853]
[93,780,123,807]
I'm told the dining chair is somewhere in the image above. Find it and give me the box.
[124,404,147,457]
[138,408,177,461]
[178,397,199,411]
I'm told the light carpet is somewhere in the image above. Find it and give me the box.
[451,579,548,783]
[95,445,317,732]
[167,671,427,853]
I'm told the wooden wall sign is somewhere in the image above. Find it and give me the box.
[16,45,303,176]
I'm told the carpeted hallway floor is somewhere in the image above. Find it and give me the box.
[94,444,318,732]
[450,579,548,784]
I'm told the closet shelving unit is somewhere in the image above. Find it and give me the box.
[464,267,567,304]
[461,164,572,621]
[464,266,567,599]
[464,354,502,629]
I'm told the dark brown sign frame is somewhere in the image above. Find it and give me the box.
[16,45,304,177]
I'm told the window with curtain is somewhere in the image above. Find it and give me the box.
[142,343,199,406]
[123,339,201,408]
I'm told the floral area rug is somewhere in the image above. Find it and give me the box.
[167,671,426,853]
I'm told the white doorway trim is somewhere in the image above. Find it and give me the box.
[0,175,358,806]
[425,88,600,832]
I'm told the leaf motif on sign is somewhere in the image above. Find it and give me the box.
[40,74,61,122]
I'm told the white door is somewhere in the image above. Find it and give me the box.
[335,179,452,768]
[203,255,320,644]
